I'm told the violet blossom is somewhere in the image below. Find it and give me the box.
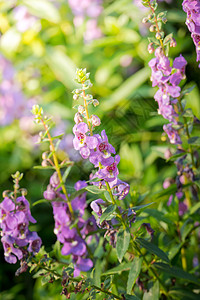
[182,0,200,67]
[43,174,95,276]
[149,47,187,145]
[0,196,42,264]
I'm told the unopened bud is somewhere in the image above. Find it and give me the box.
[78,105,85,114]
[74,112,83,124]
[2,190,10,198]
[39,131,43,138]
[149,25,156,32]
[73,94,79,101]
[162,17,167,24]
[42,152,49,160]
[20,188,27,196]
[142,17,148,23]
[156,32,162,40]
[170,38,177,47]
[148,42,155,54]
[93,99,99,107]
[42,160,48,167]
[91,115,101,127]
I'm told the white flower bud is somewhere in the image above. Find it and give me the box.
[91,115,101,127]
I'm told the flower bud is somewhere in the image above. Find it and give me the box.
[149,25,156,32]
[20,188,27,196]
[42,152,49,160]
[74,112,83,124]
[73,94,79,101]
[156,32,162,40]
[142,17,148,23]
[2,190,10,198]
[78,105,85,114]
[42,160,48,167]
[148,42,155,53]
[91,115,101,127]
[170,38,177,47]
[93,99,99,107]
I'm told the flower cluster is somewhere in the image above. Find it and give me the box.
[149,48,187,144]
[68,0,102,42]
[43,172,95,277]
[182,0,200,68]
[0,196,42,264]
[72,69,130,233]
[0,55,28,126]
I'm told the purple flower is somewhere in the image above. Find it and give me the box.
[182,0,200,67]
[163,123,182,144]
[110,179,130,201]
[97,155,120,182]
[73,122,98,159]
[0,196,42,264]
[89,130,116,167]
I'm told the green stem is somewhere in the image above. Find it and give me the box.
[41,118,74,217]
[81,85,126,229]
[35,264,122,299]
[149,4,165,54]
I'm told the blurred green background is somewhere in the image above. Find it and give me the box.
[0,0,200,299]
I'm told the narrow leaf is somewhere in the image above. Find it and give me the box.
[116,228,130,263]
[85,185,106,194]
[100,205,117,224]
[136,238,170,263]
[127,257,143,294]
[154,263,200,285]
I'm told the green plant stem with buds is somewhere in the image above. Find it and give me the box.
[40,118,74,217]
[34,263,122,300]
[81,81,127,229]
[149,2,165,53]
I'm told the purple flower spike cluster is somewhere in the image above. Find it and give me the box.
[73,121,130,201]
[149,48,187,144]
[43,173,95,277]
[182,0,200,68]
[0,55,28,126]
[68,0,102,42]
[0,196,42,264]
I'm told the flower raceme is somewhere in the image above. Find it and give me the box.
[0,196,42,264]
[148,47,187,144]
[182,0,200,67]
[43,173,95,277]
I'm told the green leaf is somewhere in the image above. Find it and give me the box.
[85,185,106,194]
[136,238,170,263]
[152,184,177,199]
[182,108,194,118]
[33,165,55,170]
[181,85,196,96]
[46,47,78,90]
[22,0,61,23]
[127,257,143,294]
[131,202,155,211]
[101,67,151,111]
[188,136,200,146]
[100,205,117,224]
[168,288,200,300]
[62,166,72,183]
[143,280,159,300]
[69,188,86,201]
[116,228,130,263]
[154,263,200,285]
[101,262,131,276]
[94,259,101,288]
[41,275,51,286]
[124,295,140,300]
[189,201,200,215]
